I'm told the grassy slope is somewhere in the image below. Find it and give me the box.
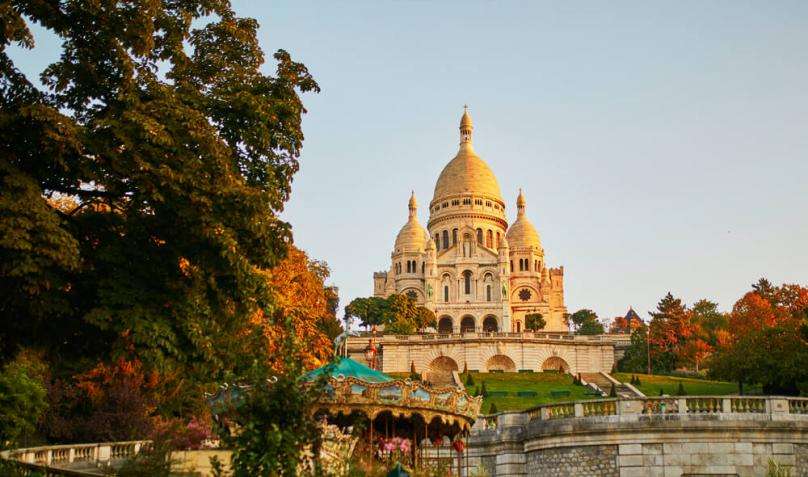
[464,372,595,412]
[613,372,750,396]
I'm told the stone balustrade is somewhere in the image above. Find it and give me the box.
[517,396,807,423]
[470,396,808,477]
[352,331,631,345]
[1,440,151,474]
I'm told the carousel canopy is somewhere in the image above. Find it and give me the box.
[304,357,393,384]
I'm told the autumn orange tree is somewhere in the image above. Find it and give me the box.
[258,246,341,371]
[709,279,808,395]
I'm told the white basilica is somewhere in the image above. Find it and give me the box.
[373,109,567,333]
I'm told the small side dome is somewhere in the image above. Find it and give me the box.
[506,189,542,250]
[395,192,428,251]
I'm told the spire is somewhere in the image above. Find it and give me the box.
[516,188,526,216]
[408,191,417,219]
[459,105,473,144]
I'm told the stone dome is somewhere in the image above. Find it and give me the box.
[432,109,503,203]
[506,190,542,249]
[395,192,429,251]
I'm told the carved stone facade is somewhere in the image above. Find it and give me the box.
[373,109,567,333]
[346,334,616,376]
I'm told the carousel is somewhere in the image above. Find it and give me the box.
[304,356,482,473]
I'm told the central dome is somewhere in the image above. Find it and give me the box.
[432,109,503,204]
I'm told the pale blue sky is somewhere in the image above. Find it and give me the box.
[11,2,808,323]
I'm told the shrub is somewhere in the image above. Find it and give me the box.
[677,382,686,396]
[480,382,489,397]
[609,383,617,398]
[488,402,498,414]
[659,388,664,396]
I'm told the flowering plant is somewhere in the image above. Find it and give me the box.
[378,436,412,464]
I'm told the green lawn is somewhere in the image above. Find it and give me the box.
[464,372,597,413]
[613,372,755,396]
[390,371,596,412]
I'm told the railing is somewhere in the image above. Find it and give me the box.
[517,396,808,423]
[1,440,151,475]
[354,332,628,344]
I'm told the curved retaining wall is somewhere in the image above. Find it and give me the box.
[467,396,808,477]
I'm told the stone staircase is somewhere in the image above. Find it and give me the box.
[580,372,643,399]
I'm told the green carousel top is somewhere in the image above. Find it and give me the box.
[304,357,393,384]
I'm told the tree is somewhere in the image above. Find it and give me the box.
[0,1,319,405]
[709,281,808,395]
[488,402,498,414]
[0,351,47,448]
[344,297,389,329]
[525,313,546,331]
[647,293,691,372]
[260,246,338,371]
[570,309,604,335]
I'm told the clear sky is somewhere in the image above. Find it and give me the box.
[11,1,808,323]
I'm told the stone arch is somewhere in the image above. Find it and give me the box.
[482,315,499,332]
[437,315,453,334]
[541,356,570,373]
[485,354,516,372]
[427,356,460,385]
[460,315,476,333]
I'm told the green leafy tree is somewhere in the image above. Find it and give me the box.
[570,309,604,335]
[344,297,389,328]
[0,1,319,409]
[0,351,47,448]
[647,293,689,372]
[525,313,546,331]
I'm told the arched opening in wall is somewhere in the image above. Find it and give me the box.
[460,315,475,333]
[476,228,483,244]
[485,354,516,372]
[541,356,570,373]
[452,228,458,246]
[437,316,453,334]
[486,229,493,248]
[463,270,472,295]
[482,315,498,332]
[442,230,449,250]
[427,356,459,385]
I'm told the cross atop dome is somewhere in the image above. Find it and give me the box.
[460,106,473,143]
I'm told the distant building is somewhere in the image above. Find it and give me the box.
[609,307,644,334]
[372,109,567,333]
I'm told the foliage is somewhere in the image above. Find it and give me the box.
[677,382,686,396]
[617,324,650,373]
[260,246,339,371]
[525,313,546,331]
[345,294,434,333]
[488,402,498,414]
[709,280,808,395]
[465,373,475,386]
[569,309,604,335]
[217,350,326,477]
[480,382,488,397]
[0,351,47,448]
[42,359,158,444]
[609,383,616,398]
[0,0,321,440]
[766,458,792,477]
[647,293,691,372]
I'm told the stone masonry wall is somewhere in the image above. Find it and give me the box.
[526,444,618,477]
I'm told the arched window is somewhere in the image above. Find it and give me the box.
[496,232,500,248]
[442,230,449,250]
[421,262,424,274]
[486,230,493,248]
[444,285,449,302]
[510,260,514,272]
[476,228,483,244]
[452,228,458,246]
[463,270,472,295]
[486,285,492,301]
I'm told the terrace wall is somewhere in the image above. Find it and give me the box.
[466,396,808,477]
